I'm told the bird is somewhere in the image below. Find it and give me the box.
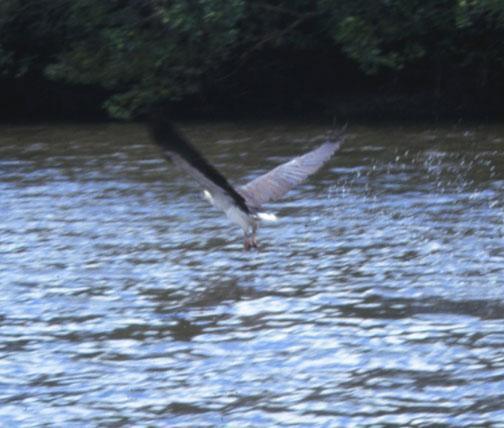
[148,113,344,250]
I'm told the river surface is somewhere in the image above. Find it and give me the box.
[0,122,503,427]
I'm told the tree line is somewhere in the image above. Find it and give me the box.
[1,0,503,119]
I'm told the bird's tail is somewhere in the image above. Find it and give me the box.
[257,212,278,222]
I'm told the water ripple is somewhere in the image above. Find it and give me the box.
[0,123,503,426]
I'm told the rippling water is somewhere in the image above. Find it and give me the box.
[1,122,503,426]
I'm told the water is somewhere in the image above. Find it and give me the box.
[0,122,503,426]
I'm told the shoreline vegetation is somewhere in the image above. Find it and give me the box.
[1,1,503,123]
[1,86,500,124]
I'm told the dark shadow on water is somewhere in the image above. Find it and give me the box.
[338,294,504,321]
[189,280,266,307]
[170,319,203,341]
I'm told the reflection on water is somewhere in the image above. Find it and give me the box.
[0,122,503,426]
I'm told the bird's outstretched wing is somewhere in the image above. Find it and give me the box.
[149,113,250,214]
[239,139,342,208]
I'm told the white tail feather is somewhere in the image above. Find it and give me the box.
[257,212,278,222]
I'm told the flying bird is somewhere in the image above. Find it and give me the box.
[149,114,343,250]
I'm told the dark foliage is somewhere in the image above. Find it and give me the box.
[1,0,503,120]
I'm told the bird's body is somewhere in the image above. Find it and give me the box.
[148,113,343,249]
[203,189,255,233]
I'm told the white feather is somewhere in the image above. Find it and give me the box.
[257,212,278,222]
[203,190,214,204]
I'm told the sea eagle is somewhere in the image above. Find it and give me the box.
[148,114,343,250]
